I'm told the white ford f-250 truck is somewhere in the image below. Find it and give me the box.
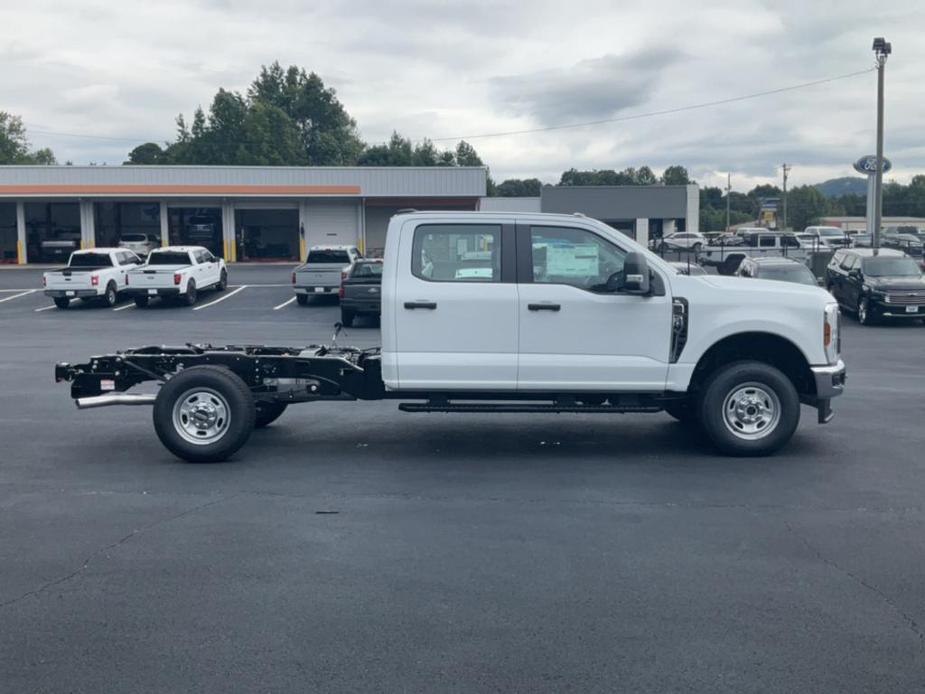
[126,245,227,307]
[55,211,845,463]
[43,248,143,309]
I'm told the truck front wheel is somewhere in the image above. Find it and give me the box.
[184,280,197,306]
[663,399,697,424]
[153,365,256,463]
[698,361,799,456]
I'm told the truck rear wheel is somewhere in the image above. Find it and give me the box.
[296,294,309,306]
[184,280,197,306]
[255,401,287,428]
[101,282,118,307]
[153,365,256,463]
[134,295,149,308]
[697,361,799,456]
[53,297,70,309]
[340,308,355,327]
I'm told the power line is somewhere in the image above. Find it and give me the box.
[428,67,876,141]
[23,67,875,149]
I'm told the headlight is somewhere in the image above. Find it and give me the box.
[824,303,840,364]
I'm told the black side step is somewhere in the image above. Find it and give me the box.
[398,403,663,414]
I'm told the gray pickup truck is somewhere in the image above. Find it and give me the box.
[339,259,383,326]
[292,246,362,304]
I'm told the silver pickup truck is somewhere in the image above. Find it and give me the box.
[292,245,362,305]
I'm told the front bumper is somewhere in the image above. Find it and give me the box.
[341,298,381,314]
[804,359,846,424]
[869,298,925,318]
[45,289,98,298]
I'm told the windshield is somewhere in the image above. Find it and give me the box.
[352,263,383,278]
[308,250,350,264]
[756,264,817,285]
[120,234,148,242]
[863,257,923,277]
[817,228,844,237]
[69,253,112,267]
[147,251,191,265]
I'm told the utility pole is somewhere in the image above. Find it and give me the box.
[725,173,731,232]
[781,164,790,231]
[872,37,891,250]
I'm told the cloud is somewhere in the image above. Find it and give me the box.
[490,51,683,125]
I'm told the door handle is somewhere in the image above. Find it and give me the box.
[404,301,437,310]
[528,303,561,311]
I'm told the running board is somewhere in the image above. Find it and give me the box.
[398,402,663,414]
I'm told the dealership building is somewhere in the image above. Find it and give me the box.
[0,166,698,263]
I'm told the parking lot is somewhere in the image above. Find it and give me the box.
[2,265,924,692]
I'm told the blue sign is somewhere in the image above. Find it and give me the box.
[853,155,892,174]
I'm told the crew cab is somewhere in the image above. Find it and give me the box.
[55,211,845,464]
[292,246,362,304]
[43,248,142,309]
[825,248,925,324]
[126,246,227,307]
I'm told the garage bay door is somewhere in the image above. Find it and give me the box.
[307,201,359,249]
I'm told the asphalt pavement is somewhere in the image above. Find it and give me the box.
[1,265,924,693]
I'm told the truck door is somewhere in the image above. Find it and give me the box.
[392,221,518,389]
[515,223,672,391]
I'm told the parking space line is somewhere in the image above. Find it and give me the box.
[230,283,290,288]
[113,302,136,312]
[192,285,248,311]
[0,288,35,293]
[0,289,37,304]
[34,305,57,312]
[273,296,296,311]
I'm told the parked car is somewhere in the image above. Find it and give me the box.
[119,233,161,258]
[793,233,832,250]
[660,232,706,252]
[825,248,925,324]
[713,232,745,246]
[803,226,851,248]
[39,231,82,262]
[734,226,769,236]
[56,210,845,463]
[881,231,924,258]
[292,246,362,304]
[126,246,227,307]
[339,259,384,326]
[185,215,219,243]
[850,232,873,248]
[735,257,819,286]
[668,260,707,275]
[43,248,142,309]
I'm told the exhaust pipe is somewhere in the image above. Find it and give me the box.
[76,394,157,409]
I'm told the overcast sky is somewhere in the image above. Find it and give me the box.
[2,0,923,190]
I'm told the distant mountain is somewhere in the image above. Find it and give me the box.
[815,177,867,198]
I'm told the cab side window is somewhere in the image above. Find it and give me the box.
[528,226,627,292]
[412,224,501,282]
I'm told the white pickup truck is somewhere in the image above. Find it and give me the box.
[292,245,362,304]
[126,246,227,307]
[43,248,143,309]
[55,211,845,463]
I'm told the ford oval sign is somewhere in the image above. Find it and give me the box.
[853,155,892,174]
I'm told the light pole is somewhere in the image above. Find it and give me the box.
[725,173,731,232]
[872,37,891,250]
[781,164,790,230]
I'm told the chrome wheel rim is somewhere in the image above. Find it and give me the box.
[859,300,868,323]
[722,382,781,441]
[172,388,230,445]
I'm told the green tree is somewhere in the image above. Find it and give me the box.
[634,166,658,185]
[0,112,56,164]
[661,165,692,185]
[125,142,165,165]
[496,178,543,197]
[786,185,829,230]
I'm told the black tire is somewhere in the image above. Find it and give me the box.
[340,308,355,327]
[216,270,227,291]
[184,280,197,306]
[53,297,70,309]
[153,365,256,463]
[697,361,800,456]
[255,401,287,428]
[663,399,697,424]
[134,295,150,308]
[857,297,872,325]
[296,294,309,306]
[101,282,118,307]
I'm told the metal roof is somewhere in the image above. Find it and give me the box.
[0,165,487,199]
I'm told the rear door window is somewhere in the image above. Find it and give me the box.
[411,224,501,282]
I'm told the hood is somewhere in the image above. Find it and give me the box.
[867,276,925,291]
[695,274,831,301]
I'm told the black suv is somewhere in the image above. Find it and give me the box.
[825,248,925,325]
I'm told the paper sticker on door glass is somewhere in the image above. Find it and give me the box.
[543,244,600,277]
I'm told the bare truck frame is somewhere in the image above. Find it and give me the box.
[55,341,683,463]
